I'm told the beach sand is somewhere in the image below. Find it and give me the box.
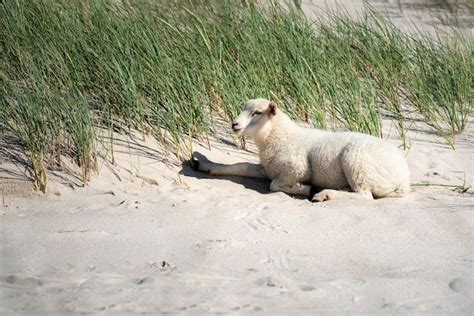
[1,1,473,314]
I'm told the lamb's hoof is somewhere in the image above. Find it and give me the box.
[312,190,331,202]
[190,152,211,174]
[190,155,200,171]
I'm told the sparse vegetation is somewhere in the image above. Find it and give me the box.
[1,0,472,192]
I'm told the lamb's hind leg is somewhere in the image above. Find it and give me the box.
[192,152,268,179]
[312,189,373,202]
[270,175,312,197]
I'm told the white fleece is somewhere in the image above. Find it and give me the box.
[234,99,410,198]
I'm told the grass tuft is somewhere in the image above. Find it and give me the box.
[1,0,472,191]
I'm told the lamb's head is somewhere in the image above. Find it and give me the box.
[231,98,278,138]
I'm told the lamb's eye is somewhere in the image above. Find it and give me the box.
[252,111,262,117]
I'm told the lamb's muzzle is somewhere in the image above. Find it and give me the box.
[231,122,241,133]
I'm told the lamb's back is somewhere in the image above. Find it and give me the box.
[309,131,408,192]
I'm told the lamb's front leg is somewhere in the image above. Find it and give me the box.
[270,176,312,197]
[192,153,268,179]
[312,189,373,202]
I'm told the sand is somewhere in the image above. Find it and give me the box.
[1,0,473,314]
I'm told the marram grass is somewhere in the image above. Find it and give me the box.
[1,0,472,192]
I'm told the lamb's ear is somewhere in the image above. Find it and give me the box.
[269,101,277,116]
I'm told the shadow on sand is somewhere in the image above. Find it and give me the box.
[180,152,317,201]
[179,152,272,195]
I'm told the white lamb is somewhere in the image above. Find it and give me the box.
[193,98,410,201]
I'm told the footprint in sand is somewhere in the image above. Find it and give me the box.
[231,304,263,311]
[134,276,155,285]
[2,275,43,287]
[235,205,287,233]
[299,284,316,291]
[257,276,284,288]
[449,278,473,296]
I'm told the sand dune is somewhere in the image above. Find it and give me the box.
[1,1,473,314]
[1,114,473,313]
